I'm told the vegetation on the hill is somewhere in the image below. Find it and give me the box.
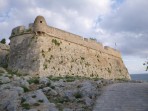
[0,38,6,44]
[143,61,148,71]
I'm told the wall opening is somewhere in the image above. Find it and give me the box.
[40,21,42,23]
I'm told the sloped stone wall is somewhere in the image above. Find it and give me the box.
[0,43,10,68]
[8,33,130,79]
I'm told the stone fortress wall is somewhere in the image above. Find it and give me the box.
[8,16,130,79]
[10,17,121,59]
[0,43,9,68]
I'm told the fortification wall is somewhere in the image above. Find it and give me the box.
[45,26,121,58]
[8,34,41,75]
[0,43,9,68]
[8,15,130,79]
[10,17,121,59]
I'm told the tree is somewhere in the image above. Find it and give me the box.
[143,61,148,71]
[0,38,6,44]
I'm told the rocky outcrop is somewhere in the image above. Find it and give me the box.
[0,67,122,111]
[0,43,9,68]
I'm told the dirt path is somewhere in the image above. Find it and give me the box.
[93,83,148,111]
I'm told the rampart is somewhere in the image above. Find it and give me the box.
[0,43,9,68]
[8,16,130,79]
[10,16,121,58]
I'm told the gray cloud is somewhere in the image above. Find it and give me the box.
[0,0,148,73]
[96,0,148,58]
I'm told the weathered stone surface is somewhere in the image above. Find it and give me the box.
[0,43,9,68]
[0,76,11,84]
[22,90,49,105]
[21,90,59,111]
[0,67,8,73]
[63,108,73,111]
[0,89,20,111]
[39,77,50,85]
[42,87,58,96]
[79,81,98,98]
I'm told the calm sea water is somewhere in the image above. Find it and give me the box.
[130,74,148,81]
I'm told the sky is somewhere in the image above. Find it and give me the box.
[0,0,148,74]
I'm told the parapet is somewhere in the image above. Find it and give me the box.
[9,15,122,58]
[11,26,25,37]
[104,46,121,58]
[10,25,33,39]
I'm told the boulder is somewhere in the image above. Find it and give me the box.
[39,77,50,85]
[42,87,58,96]
[0,76,11,84]
[79,81,97,99]
[0,67,7,73]
[0,89,20,111]
[21,90,58,111]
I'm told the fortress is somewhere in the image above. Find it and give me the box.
[6,16,130,79]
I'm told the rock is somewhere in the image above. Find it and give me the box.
[39,77,50,85]
[52,80,65,87]
[0,67,7,74]
[23,109,37,111]
[63,108,73,111]
[12,86,24,95]
[79,81,97,99]
[83,97,93,106]
[0,76,10,84]
[42,87,51,92]
[20,79,30,87]
[36,103,59,111]
[0,89,19,111]
[96,80,103,88]
[12,78,29,88]
[64,90,77,100]
[22,90,49,105]
[22,90,59,111]
[42,87,58,96]
[13,75,21,81]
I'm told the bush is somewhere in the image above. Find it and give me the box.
[52,39,60,46]
[74,92,82,99]
[0,38,6,44]
[28,77,39,84]
[21,103,30,110]
[22,86,30,92]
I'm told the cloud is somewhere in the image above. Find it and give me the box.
[0,0,112,40]
[0,0,148,74]
[96,0,148,57]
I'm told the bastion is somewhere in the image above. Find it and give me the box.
[8,15,131,79]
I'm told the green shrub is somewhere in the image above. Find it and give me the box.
[33,103,40,106]
[74,92,82,99]
[21,103,30,110]
[52,39,60,46]
[0,38,6,44]
[38,99,44,103]
[28,77,39,84]
[32,95,36,98]
[22,86,30,92]
[21,98,26,103]
[43,64,48,70]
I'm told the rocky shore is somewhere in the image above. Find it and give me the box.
[0,67,142,111]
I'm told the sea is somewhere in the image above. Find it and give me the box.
[130,74,148,82]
